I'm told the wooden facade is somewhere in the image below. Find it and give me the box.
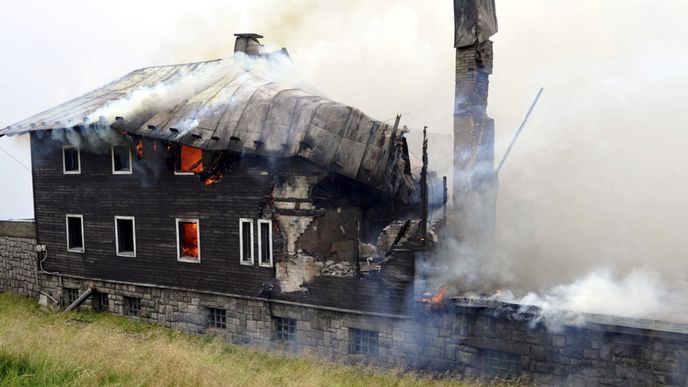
[31,134,416,314]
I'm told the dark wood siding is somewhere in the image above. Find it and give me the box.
[31,134,279,297]
[31,134,414,314]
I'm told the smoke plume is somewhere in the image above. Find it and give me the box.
[3,1,688,323]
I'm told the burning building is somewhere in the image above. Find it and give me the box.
[0,33,429,315]
[2,2,687,384]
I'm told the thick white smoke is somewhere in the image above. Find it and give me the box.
[3,0,688,323]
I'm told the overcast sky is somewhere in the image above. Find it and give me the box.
[2,0,688,282]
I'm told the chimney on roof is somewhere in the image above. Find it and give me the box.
[234,33,264,56]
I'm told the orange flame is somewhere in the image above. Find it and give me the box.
[136,140,144,159]
[180,145,203,173]
[419,285,449,305]
[203,170,223,186]
[179,222,199,258]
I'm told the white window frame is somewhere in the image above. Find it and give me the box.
[65,214,85,253]
[114,216,137,257]
[257,219,273,267]
[239,218,254,266]
[111,145,133,175]
[176,218,201,263]
[62,145,81,174]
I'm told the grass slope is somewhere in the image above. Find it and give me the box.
[0,293,499,386]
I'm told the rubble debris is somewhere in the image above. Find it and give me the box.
[320,261,356,278]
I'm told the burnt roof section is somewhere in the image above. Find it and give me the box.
[0,35,414,197]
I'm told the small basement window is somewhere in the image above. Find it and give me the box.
[63,145,80,174]
[176,218,200,263]
[239,218,254,265]
[258,219,273,267]
[93,292,109,312]
[175,144,204,175]
[112,145,132,174]
[274,317,296,342]
[63,288,79,307]
[66,214,84,253]
[350,328,379,356]
[115,216,136,257]
[207,307,226,329]
[124,296,140,316]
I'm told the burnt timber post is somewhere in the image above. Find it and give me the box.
[420,126,429,247]
[453,0,498,243]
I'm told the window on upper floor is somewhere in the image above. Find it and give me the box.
[258,219,273,267]
[239,218,254,265]
[112,145,132,174]
[63,145,80,174]
[115,216,136,257]
[177,218,200,263]
[175,144,204,175]
[66,214,84,253]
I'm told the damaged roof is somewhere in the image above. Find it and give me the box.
[1,35,414,197]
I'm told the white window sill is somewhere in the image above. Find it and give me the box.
[178,257,200,263]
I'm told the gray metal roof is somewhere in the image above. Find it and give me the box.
[1,55,414,197]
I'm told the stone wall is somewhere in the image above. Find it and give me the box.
[0,221,37,296]
[35,273,688,386]
[2,221,688,385]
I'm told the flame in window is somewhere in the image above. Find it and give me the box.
[180,145,203,173]
[136,140,144,159]
[179,221,199,258]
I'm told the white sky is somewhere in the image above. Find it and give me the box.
[1,0,688,282]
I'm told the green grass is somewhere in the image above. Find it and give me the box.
[0,293,508,386]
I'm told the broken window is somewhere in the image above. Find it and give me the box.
[124,296,140,316]
[175,144,204,174]
[92,292,109,312]
[350,328,379,355]
[207,307,226,329]
[177,218,200,262]
[115,216,136,257]
[66,214,84,253]
[62,145,80,174]
[258,219,273,267]
[239,218,253,265]
[112,145,132,174]
[274,317,296,342]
